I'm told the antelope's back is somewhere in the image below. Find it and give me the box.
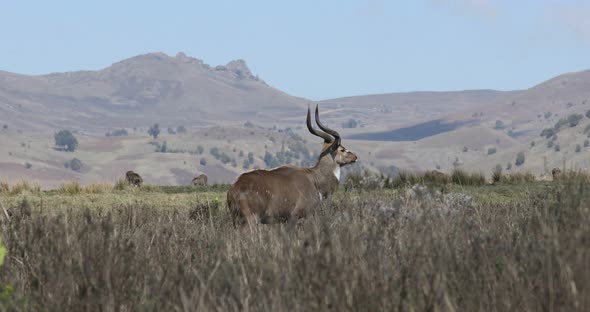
[227,166,315,210]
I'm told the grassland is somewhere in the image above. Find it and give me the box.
[1,175,589,311]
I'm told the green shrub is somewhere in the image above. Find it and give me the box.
[492,164,503,183]
[54,130,78,152]
[568,114,583,127]
[515,152,525,166]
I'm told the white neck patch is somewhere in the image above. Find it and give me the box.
[333,166,341,181]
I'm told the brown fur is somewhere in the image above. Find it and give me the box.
[125,170,143,187]
[552,168,562,180]
[227,106,357,226]
[192,174,208,186]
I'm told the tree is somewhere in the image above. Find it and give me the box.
[515,152,525,166]
[567,114,583,127]
[586,110,590,119]
[463,146,468,152]
[54,130,78,152]
[494,120,505,130]
[69,158,83,172]
[196,145,204,155]
[167,127,176,135]
[200,158,207,166]
[176,125,187,134]
[575,144,582,153]
[540,128,555,139]
[585,140,589,148]
[342,119,358,128]
[148,124,160,139]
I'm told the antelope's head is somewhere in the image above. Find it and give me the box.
[306,105,358,167]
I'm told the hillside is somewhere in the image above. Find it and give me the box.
[1,52,590,186]
[0,52,309,134]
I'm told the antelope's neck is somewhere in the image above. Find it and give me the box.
[312,156,341,196]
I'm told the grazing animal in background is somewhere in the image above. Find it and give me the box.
[192,174,208,186]
[552,168,562,180]
[227,105,358,226]
[125,170,143,187]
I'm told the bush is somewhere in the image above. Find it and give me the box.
[506,162,512,170]
[200,158,207,166]
[494,120,505,129]
[554,118,568,131]
[167,127,176,135]
[554,144,560,152]
[586,110,590,118]
[148,124,160,139]
[64,158,84,172]
[160,141,167,153]
[540,128,555,139]
[176,126,187,134]
[515,152,525,166]
[567,114,583,127]
[492,164,503,183]
[585,140,589,147]
[24,162,32,170]
[463,146,468,152]
[487,147,497,155]
[107,129,128,137]
[196,145,204,155]
[54,130,78,152]
[576,144,582,153]
[342,119,358,128]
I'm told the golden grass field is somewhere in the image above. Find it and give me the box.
[1,171,589,310]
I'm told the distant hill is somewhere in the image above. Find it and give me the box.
[0,52,309,134]
[1,52,590,187]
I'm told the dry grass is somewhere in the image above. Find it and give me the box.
[0,177,589,310]
[0,180,41,196]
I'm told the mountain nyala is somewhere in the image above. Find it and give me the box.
[227,105,358,226]
[125,171,143,187]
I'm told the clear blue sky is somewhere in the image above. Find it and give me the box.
[1,0,589,100]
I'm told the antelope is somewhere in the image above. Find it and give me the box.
[227,105,358,226]
[125,170,143,187]
[192,174,208,186]
[551,167,562,180]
